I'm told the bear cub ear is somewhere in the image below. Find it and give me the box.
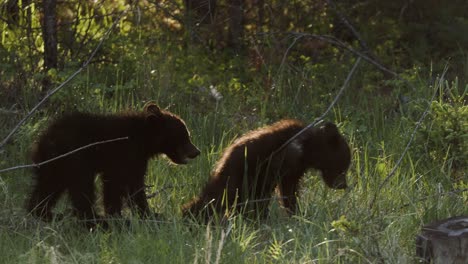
[319,121,340,146]
[143,102,162,118]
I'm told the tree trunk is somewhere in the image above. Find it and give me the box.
[42,0,58,71]
[227,0,244,50]
[23,0,33,66]
[416,215,468,263]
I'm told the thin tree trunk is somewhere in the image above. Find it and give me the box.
[227,0,244,50]
[42,0,57,71]
[23,0,34,67]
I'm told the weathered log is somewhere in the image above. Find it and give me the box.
[416,215,468,263]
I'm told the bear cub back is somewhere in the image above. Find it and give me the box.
[182,119,350,222]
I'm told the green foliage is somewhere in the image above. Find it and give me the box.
[418,80,467,180]
[1,73,467,262]
[0,1,467,263]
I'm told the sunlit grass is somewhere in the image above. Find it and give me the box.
[0,46,466,263]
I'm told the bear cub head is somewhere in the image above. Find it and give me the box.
[298,121,351,189]
[143,102,200,164]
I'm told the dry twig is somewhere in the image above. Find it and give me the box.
[0,137,128,174]
[325,0,376,60]
[369,68,447,210]
[273,57,362,155]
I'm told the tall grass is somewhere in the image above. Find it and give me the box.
[0,42,466,263]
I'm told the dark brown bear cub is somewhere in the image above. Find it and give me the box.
[28,102,200,224]
[182,119,350,222]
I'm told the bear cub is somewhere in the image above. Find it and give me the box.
[182,119,350,222]
[28,102,200,224]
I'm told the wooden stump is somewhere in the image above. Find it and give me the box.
[416,215,468,263]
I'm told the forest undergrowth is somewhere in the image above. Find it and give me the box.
[0,1,467,263]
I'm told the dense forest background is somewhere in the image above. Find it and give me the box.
[0,0,467,263]
[1,0,467,105]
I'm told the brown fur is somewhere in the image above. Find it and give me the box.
[27,103,200,224]
[182,119,350,222]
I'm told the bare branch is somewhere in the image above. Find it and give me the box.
[273,57,362,155]
[257,31,412,89]
[398,188,468,210]
[325,0,375,59]
[278,34,304,75]
[0,6,131,149]
[300,33,397,77]
[369,67,448,210]
[148,0,184,24]
[0,137,128,174]
[0,109,21,115]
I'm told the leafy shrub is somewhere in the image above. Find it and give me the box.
[419,79,467,180]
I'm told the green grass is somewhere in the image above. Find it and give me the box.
[0,44,467,263]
